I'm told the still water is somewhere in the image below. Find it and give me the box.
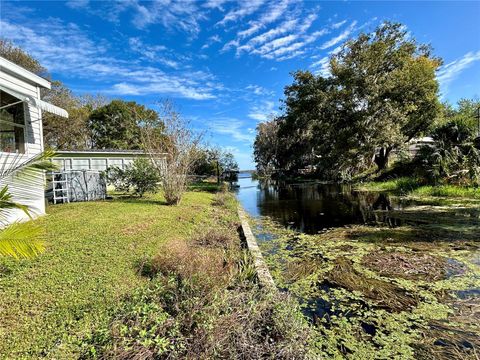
[234,173,480,357]
[235,174,410,234]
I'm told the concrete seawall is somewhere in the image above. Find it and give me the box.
[237,206,276,290]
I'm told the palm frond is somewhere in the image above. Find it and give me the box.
[0,186,31,218]
[0,149,58,181]
[0,150,56,259]
[0,222,44,259]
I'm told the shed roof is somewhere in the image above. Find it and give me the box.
[55,149,167,156]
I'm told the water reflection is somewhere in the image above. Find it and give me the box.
[235,175,408,234]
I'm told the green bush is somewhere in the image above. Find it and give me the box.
[106,158,161,197]
[81,220,318,359]
[416,120,480,186]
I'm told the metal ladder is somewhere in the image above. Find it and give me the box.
[52,172,70,204]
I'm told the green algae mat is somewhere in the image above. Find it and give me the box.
[253,201,480,359]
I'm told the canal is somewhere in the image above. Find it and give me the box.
[235,174,480,359]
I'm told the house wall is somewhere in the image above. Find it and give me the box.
[0,71,45,225]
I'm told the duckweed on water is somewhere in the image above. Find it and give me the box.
[252,205,480,359]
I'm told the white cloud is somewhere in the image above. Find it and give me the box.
[0,19,223,100]
[248,19,298,46]
[201,34,222,50]
[310,56,330,77]
[217,0,265,26]
[222,5,338,61]
[254,34,298,54]
[203,0,228,10]
[437,50,480,94]
[248,100,276,121]
[237,0,294,39]
[128,37,180,68]
[66,0,208,35]
[246,85,273,96]
[131,1,206,34]
[328,44,343,55]
[209,119,255,143]
[65,0,89,9]
[331,19,346,29]
[320,20,357,50]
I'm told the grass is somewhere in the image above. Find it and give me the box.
[356,177,480,199]
[410,184,480,199]
[0,188,316,359]
[0,191,224,358]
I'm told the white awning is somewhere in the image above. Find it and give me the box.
[0,84,69,118]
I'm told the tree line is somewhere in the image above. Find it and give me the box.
[253,22,479,186]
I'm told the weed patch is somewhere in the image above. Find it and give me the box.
[80,192,319,359]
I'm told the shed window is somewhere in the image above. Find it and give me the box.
[0,91,26,154]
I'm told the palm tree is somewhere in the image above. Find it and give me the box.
[0,151,57,258]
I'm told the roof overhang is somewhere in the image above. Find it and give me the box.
[0,57,51,89]
[0,84,69,118]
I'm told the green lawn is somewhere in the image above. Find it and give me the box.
[0,191,218,358]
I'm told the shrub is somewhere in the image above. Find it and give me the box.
[416,120,480,186]
[106,158,161,197]
[141,101,202,205]
[83,235,319,359]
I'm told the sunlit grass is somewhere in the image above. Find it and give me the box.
[0,191,219,358]
[357,177,480,199]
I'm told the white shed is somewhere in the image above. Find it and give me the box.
[0,56,68,225]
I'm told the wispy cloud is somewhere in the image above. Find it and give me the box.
[203,0,228,10]
[320,20,357,50]
[66,0,208,35]
[201,34,222,50]
[331,19,347,29]
[225,8,326,61]
[248,100,276,121]
[65,0,89,9]
[209,118,255,143]
[128,37,181,69]
[217,0,265,26]
[246,84,274,96]
[310,56,330,77]
[131,1,206,34]
[237,0,294,39]
[1,18,223,100]
[437,50,480,94]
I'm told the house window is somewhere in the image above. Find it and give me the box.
[0,91,26,154]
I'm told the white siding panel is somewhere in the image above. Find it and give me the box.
[1,71,46,223]
[0,71,38,97]
[0,156,46,226]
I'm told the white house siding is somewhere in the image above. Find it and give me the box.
[0,71,45,225]
[52,157,136,171]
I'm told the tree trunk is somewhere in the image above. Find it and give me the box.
[374,147,392,171]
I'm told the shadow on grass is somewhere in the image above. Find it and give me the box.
[188,181,222,193]
[108,194,169,206]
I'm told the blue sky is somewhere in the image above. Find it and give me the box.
[1,0,479,169]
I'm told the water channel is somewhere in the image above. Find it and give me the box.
[234,173,480,358]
